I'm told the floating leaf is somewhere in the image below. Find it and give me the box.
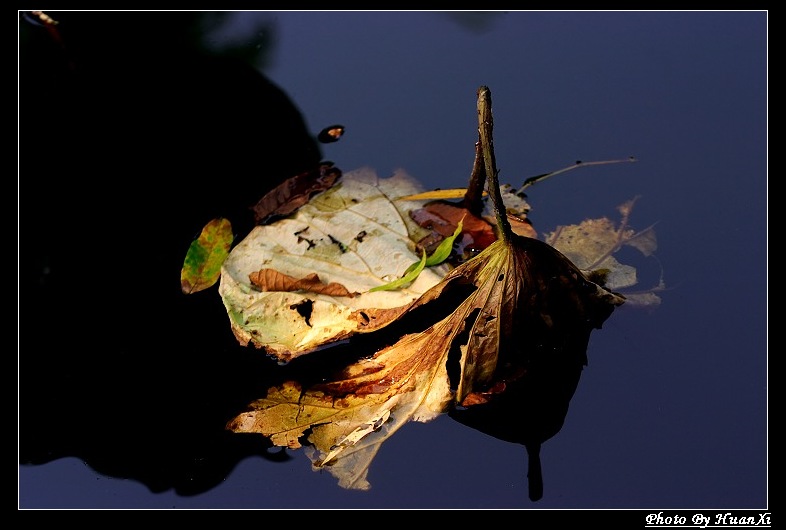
[410,202,497,258]
[398,188,476,201]
[422,218,464,267]
[250,162,342,225]
[227,80,625,485]
[219,167,451,361]
[249,269,357,297]
[180,217,233,294]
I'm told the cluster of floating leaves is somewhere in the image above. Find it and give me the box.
[179,87,663,501]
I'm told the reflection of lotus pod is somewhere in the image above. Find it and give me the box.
[450,335,585,502]
[445,234,623,502]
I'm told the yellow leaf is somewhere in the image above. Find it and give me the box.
[397,188,480,200]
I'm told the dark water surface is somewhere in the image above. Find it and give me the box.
[19,11,767,511]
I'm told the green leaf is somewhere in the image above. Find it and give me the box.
[369,249,428,292]
[367,217,463,293]
[424,217,464,267]
[181,218,233,294]
[397,218,464,280]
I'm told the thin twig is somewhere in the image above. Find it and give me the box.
[518,157,637,194]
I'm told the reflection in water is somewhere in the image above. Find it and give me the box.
[449,353,584,502]
[225,299,595,501]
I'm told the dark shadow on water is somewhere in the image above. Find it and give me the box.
[19,11,324,496]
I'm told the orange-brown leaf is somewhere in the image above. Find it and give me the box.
[410,201,497,259]
[249,268,356,298]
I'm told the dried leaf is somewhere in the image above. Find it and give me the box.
[411,235,625,403]
[228,319,455,488]
[408,184,536,261]
[220,168,451,361]
[543,196,662,303]
[410,201,496,259]
[399,189,478,201]
[180,217,233,294]
[546,218,631,270]
[249,269,356,297]
[250,162,342,225]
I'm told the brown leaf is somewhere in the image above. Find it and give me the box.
[395,234,625,404]
[249,268,356,298]
[506,213,538,240]
[251,162,342,225]
[409,199,538,263]
[410,200,497,259]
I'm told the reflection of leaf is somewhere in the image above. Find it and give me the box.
[180,217,233,294]
[544,196,662,303]
[219,168,451,361]
[228,381,329,449]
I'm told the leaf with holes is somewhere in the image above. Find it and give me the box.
[219,167,453,362]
